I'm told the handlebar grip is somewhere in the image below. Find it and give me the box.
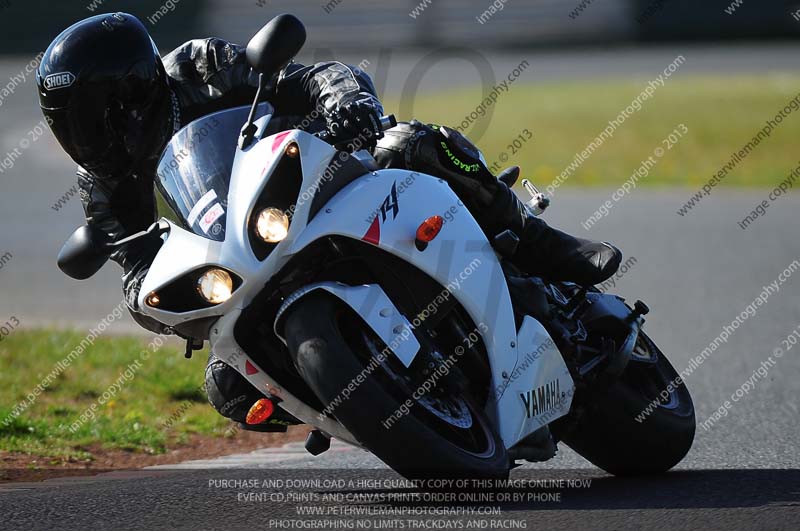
[380,114,398,130]
[316,114,397,144]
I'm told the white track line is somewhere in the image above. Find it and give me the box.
[145,440,356,470]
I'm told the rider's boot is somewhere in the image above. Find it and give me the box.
[373,121,622,286]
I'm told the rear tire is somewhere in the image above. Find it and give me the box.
[553,333,695,476]
[283,292,509,479]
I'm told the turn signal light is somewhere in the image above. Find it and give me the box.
[415,215,444,251]
[245,398,275,425]
[145,292,161,307]
[285,142,300,158]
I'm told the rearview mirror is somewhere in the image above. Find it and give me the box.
[57,225,111,280]
[246,14,307,76]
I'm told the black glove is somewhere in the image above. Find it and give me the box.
[326,100,384,149]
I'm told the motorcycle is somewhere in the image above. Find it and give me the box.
[58,14,694,478]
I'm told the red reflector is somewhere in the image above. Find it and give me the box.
[245,398,275,425]
[416,215,444,243]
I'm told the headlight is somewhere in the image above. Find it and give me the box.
[196,269,234,304]
[255,207,289,243]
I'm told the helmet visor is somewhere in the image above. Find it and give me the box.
[44,74,169,177]
[44,88,130,176]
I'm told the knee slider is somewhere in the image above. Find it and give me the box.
[204,357,263,422]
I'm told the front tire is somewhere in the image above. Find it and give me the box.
[553,333,695,476]
[283,292,509,479]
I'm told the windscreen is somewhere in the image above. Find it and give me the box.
[155,103,273,241]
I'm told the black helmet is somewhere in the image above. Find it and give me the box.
[37,12,172,178]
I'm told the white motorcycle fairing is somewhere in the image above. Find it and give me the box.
[273,282,421,369]
[137,105,574,450]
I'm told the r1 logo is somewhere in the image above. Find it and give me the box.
[379,181,399,222]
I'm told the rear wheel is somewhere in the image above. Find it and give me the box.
[283,292,509,479]
[553,332,695,476]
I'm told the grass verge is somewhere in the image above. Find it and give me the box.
[0,329,302,473]
[383,74,800,189]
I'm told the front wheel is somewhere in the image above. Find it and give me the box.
[283,292,509,479]
[553,332,695,476]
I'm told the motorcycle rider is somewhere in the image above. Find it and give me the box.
[38,13,621,427]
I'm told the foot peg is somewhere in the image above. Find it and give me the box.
[305,429,331,456]
[627,300,650,323]
[510,427,557,463]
